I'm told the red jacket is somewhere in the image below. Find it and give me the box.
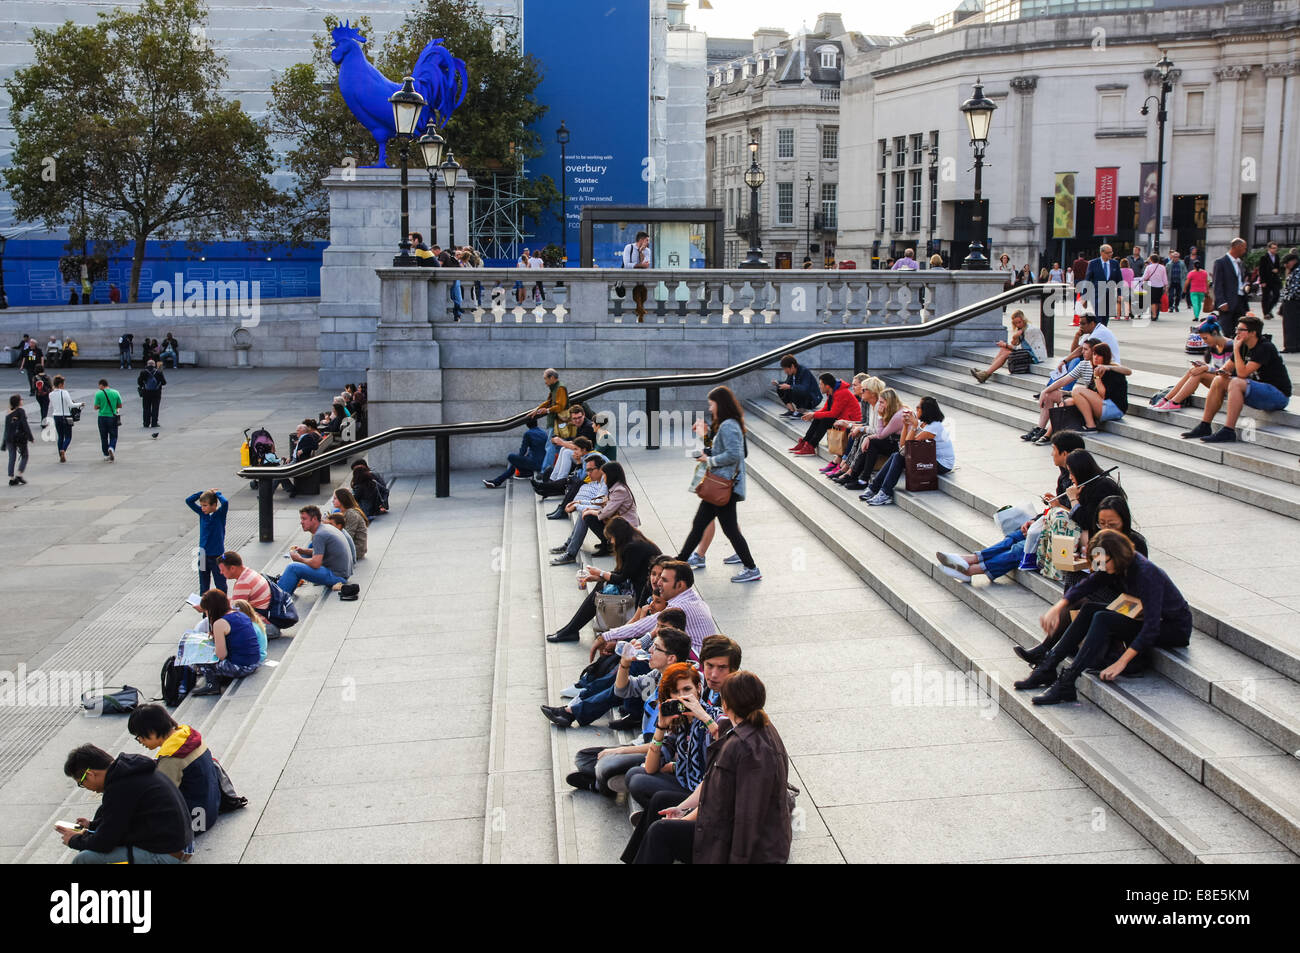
[812,380,861,421]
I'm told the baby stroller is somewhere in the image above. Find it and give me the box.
[244,427,280,489]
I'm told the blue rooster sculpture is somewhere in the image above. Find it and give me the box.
[331,21,468,167]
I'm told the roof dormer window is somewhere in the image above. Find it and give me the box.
[816,45,839,70]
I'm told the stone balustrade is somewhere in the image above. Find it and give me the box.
[407,266,988,327]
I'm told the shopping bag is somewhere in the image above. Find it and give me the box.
[903,440,938,492]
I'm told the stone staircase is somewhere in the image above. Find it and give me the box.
[736,338,1300,861]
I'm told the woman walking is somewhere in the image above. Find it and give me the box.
[48,376,83,462]
[676,386,761,583]
[1184,260,1209,322]
[4,394,34,485]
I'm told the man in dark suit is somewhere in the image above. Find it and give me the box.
[1212,238,1249,324]
[1078,243,1121,324]
[1258,240,1282,319]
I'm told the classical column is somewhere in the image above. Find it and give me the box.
[1206,65,1250,251]
[1009,75,1038,238]
[1261,62,1299,218]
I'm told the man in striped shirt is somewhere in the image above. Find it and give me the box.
[597,561,715,660]
[217,552,270,611]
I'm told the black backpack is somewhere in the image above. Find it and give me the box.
[160,657,196,707]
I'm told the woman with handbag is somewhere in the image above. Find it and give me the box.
[676,386,761,583]
[547,517,662,643]
[861,397,954,506]
[971,310,1047,383]
[1014,529,1191,705]
[827,375,884,481]
[791,374,860,456]
[47,376,83,463]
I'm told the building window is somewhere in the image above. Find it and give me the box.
[893,172,905,233]
[821,183,838,231]
[1098,91,1123,127]
[878,138,888,170]
[820,49,838,69]
[777,128,795,159]
[911,134,923,166]
[1185,89,1204,127]
[894,136,906,168]
[777,182,794,225]
[878,174,887,232]
[822,127,839,160]
[910,170,922,233]
[726,68,735,84]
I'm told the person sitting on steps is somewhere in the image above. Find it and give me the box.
[971,309,1047,383]
[861,396,954,506]
[1060,342,1131,432]
[772,354,819,418]
[1013,529,1191,705]
[790,373,860,456]
[549,460,638,566]
[1180,315,1292,444]
[547,515,660,643]
[1152,320,1233,411]
[936,431,1085,582]
[826,376,885,481]
[545,452,606,521]
[836,387,904,490]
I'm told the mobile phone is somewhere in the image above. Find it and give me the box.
[54,821,83,833]
[660,700,686,717]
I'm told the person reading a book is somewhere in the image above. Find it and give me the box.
[1013,529,1191,705]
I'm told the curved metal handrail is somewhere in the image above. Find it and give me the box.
[241,281,1065,481]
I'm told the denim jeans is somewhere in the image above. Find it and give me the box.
[569,660,647,725]
[595,751,648,795]
[55,416,73,452]
[198,551,229,595]
[541,428,561,472]
[450,280,463,320]
[194,657,261,681]
[490,427,547,483]
[978,530,1025,580]
[279,562,345,591]
[97,416,119,455]
[625,764,687,812]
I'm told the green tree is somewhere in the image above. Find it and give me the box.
[264,0,557,245]
[3,0,276,301]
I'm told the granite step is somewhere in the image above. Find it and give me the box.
[743,408,1300,863]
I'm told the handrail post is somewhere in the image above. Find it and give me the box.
[646,387,660,451]
[854,338,869,374]
[436,433,450,497]
[258,476,274,543]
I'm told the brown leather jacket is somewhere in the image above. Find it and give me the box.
[693,719,791,864]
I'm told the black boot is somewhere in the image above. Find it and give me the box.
[1014,659,1059,691]
[1031,673,1078,705]
[545,506,567,520]
[1014,641,1049,666]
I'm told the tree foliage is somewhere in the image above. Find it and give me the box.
[3,0,276,301]
[263,0,558,244]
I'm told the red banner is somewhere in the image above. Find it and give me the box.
[1094,167,1119,236]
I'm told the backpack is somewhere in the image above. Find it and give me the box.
[213,758,248,813]
[160,657,196,707]
[1007,348,1033,374]
[80,685,141,714]
[144,371,161,392]
[264,578,299,630]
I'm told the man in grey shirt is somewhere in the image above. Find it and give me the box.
[279,505,354,591]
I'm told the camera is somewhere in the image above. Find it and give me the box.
[660,700,686,717]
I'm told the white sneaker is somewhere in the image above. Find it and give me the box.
[936,552,968,571]
[866,492,893,506]
[938,565,971,583]
[559,684,582,699]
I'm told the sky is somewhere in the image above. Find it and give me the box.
[687,0,962,40]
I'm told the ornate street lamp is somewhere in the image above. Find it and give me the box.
[440,151,462,249]
[556,120,570,264]
[417,124,447,250]
[1140,50,1175,257]
[389,77,427,266]
[740,136,768,269]
[960,79,996,270]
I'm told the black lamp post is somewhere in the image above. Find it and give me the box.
[417,124,446,250]
[556,120,570,265]
[390,77,427,266]
[927,142,939,266]
[441,151,462,249]
[960,79,996,270]
[739,136,768,269]
[804,172,814,264]
[1140,50,1174,257]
